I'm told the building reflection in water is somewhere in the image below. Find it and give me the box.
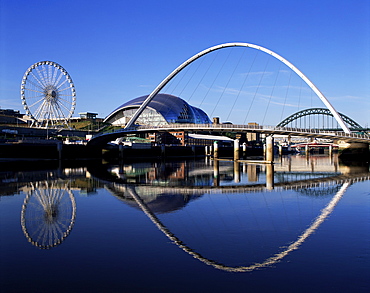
[92,156,369,271]
[1,155,368,263]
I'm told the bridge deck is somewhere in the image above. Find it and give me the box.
[88,123,370,146]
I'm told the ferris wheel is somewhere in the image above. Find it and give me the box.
[21,181,76,249]
[20,61,76,127]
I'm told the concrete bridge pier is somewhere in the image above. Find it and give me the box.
[329,144,333,157]
[278,145,283,156]
[161,145,166,157]
[266,163,274,190]
[242,162,247,174]
[247,164,258,182]
[205,145,212,156]
[305,144,309,157]
[213,141,219,158]
[242,142,247,159]
[265,136,274,163]
[213,159,220,186]
[204,145,212,156]
[234,139,240,161]
[119,144,124,160]
[234,161,240,183]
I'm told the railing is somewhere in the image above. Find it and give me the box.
[135,123,370,140]
[90,123,370,142]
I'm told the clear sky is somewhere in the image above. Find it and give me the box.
[0,0,369,127]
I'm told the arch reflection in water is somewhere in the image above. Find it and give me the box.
[21,181,76,249]
[120,181,351,272]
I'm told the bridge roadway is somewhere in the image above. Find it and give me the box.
[88,123,370,146]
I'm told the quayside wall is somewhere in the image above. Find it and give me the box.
[0,142,100,160]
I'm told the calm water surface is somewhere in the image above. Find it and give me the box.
[0,155,369,292]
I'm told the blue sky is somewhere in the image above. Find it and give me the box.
[0,0,369,127]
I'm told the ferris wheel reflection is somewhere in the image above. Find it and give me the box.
[21,181,76,249]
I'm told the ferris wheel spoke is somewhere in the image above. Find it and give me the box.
[45,226,55,246]
[48,188,57,201]
[53,71,64,87]
[41,66,51,84]
[53,221,66,236]
[51,66,59,85]
[51,220,62,237]
[25,87,44,94]
[54,103,64,119]
[58,97,73,106]
[56,190,67,202]
[54,103,68,121]
[35,67,48,87]
[25,79,45,91]
[50,188,62,203]
[47,65,53,83]
[47,103,55,121]
[31,219,47,238]
[36,223,48,244]
[58,104,71,119]
[33,189,46,203]
[27,95,45,100]
[42,65,48,82]
[49,225,59,243]
[56,217,70,230]
[48,105,57,122]
[28,97,46,108]
[57,101,73,115]
[33,100,48,121]
[31,71,46,88]
[58,86,73,92]
[27,201,44,212]
[52,105,64,123]
[58,98,73,106]
[34,190,48,208]
[30,71,47,88]
[28,95,45,108]
[56,78,68,89]
[58,101,73,112]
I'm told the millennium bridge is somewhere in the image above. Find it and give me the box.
[88,42,369,152]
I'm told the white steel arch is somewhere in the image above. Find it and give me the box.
[125,42,351,133]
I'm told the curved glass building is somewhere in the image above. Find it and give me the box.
[104,94,211,126]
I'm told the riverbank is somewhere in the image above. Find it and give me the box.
[0,141,100,160]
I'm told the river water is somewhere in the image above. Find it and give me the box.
[0,155,369,292]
